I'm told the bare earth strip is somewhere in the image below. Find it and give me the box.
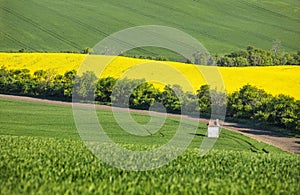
[1,94,299,154]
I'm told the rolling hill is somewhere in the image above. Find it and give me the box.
[1,0,299,58]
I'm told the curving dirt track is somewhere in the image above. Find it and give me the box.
[0,94,299,154]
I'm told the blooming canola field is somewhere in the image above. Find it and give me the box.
[1,53,299,99]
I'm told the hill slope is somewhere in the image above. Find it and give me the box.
[0,0,299,56]
[0,97,299,194]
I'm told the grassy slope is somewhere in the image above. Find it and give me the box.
[0,0,299,56]
[0,97,284,152]
[1,98,300,194]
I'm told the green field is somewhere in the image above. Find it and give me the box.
[1,0,300,57]
[1,0,300,193]
[1,98,299,194]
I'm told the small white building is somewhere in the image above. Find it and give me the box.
[207,119,220,138]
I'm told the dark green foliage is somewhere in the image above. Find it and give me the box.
[32,69,56,96]
[130,82,159,110]
[197,84,211,115]
[0,67,77,100]
[216,46,300,66]
[161,85,184,114]
[227,85,272,119]
[102,46,299,66]
[0,67,299,131]
[182,91,199,116]
[73,71,98,100]
[266,95,299,130]
[110,78,144,107]
[295,101,300,131]
[61,70,77,98]
[82,47,93,54]
[95,77,117,103]
[227,85,300,131]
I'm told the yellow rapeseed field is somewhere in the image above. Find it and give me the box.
[1,53,299,99]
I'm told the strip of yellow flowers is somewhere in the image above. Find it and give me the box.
[1,53,299,99]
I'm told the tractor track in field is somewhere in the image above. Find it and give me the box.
[0,31,37,51]
[1,6,82,50]
[0,94,299,154]
[31,1,160,57]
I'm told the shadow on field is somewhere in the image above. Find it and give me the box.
[224,121,298,138]
[239,129,287,138]
[189,133,205,137]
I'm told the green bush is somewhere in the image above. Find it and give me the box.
[0,67,299,131]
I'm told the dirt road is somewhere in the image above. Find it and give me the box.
[1,94,299,154]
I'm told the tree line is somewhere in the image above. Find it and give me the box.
[215,46,300,66]
[11,45,300,66]
[123,46,300,66]
[0,67,299,131]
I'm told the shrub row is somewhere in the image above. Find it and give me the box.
[126,46,300,66]
[0,67,299,131]
[215,46,300,66]
[9,45,300,66]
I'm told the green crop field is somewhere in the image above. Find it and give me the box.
[1,0,299,58]
[0,98,299,194]
[1,0,300,194]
